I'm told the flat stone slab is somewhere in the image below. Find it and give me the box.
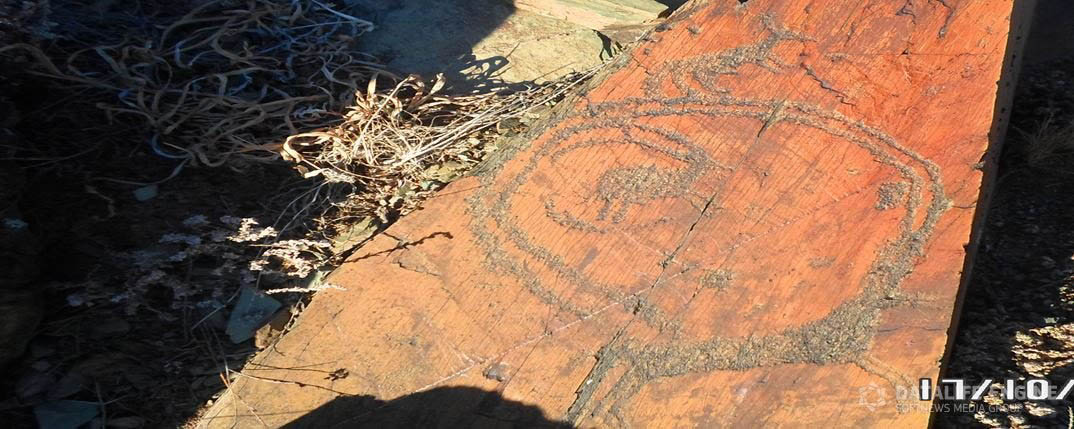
[352,0,606,90]
[198,0,1031,426]
[512,0,683,30]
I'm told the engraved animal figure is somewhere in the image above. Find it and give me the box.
[644,16,810,98]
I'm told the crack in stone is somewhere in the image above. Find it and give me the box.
[800,63,855,105]
[931,0,955,39]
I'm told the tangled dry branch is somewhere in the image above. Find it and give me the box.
[3,0,382,167]
[2,0,599,275]
[280,70,595,225]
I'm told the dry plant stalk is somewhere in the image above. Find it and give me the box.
[4,0,600,276]
[0,0,54,42]
[279,68,597,226]
[1016,115,1074,170]
[2,0,381,167]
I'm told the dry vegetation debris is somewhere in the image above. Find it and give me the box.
[4,0,593,282]
[0,0,598,425]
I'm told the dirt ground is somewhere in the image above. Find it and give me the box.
[936,54,1074,427]
[0,1,592,426]
[1,77,309,426]
[2,1,1073,428]
[936,3,1074,426]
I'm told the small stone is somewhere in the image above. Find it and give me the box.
[483,363,509,382]
[33,400,98,429]
[496,118,522,135]
[132,184,158,202]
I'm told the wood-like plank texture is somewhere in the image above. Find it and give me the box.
[199,1,1029,427]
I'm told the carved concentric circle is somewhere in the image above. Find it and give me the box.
[466,17,950,420]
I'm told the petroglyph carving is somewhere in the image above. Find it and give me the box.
[644,16,810,98]
[595,166,689,221]
[467,14,950,423]
[546,124,717,227]
[876,182,911,210]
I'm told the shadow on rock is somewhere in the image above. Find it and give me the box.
[282,386,572,428]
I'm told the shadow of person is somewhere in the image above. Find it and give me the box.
[652,0,689,11]
[281,386,572,428]
[350,0,524,94]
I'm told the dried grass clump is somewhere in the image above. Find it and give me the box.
[3,0,600,277]
[1015,115,1074,171]
[1012,323,1074,377]
[2,0,381,167]
[60,214,335,316]
[0,0,54,42]
[281,70,594,225]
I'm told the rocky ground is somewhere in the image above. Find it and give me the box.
[0,1,620,427]
[938,19,1074,427]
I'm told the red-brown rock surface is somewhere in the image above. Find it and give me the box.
[199,0,1033,426]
